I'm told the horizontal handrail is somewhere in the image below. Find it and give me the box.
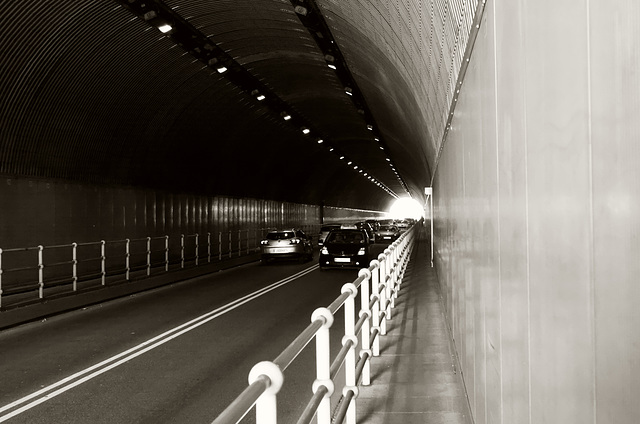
[211,225,416,424]
[210,375,270,424]
[273,319,324,371]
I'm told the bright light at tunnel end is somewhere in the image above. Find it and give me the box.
[388,197,424,220]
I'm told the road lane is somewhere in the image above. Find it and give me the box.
[0,250,385,423]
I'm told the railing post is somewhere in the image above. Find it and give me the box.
[384,247,394,325]
[125,238,131,280]
[387,245,396,316]
[37,245,44,298]
[72,242,78,291]
[195,233,199,266]
[370,259,381,357]
[101,240,106,285]
[181,234,185,269]
[146,237,151,276]
[378,252,388,336]
[311,307,335,424]
[248,361,284,424]
[341,283,359,424]
[238,229,241,257]
[228,231,232,259]
[358,268,372,385]
[164,235,169,271]
[207,232,211,263]
[218,232,222,261]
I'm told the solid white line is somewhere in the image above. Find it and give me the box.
[0,264,318,422]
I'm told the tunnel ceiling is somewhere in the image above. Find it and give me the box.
[0,0,477,211]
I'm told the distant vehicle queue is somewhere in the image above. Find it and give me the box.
[260,218,416,269]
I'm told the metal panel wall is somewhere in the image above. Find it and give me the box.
[0,176,322,250]
[433,0,640,423]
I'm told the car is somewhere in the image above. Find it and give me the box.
[395,219,410,232]
[376,224,400,242]
[260,229,313,263]
[318,223,342,246]
[319,226,372,270]
[365,219,380,232]
[354,221,376,243]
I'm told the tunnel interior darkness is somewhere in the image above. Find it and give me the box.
[0,0,475,214]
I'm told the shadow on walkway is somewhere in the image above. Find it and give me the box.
[356,227,473,424]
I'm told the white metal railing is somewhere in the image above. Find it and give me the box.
[211,226,415,424]
[0,226,320,309]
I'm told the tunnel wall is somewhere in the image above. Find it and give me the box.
[0,174,322,249]
[321,205,388,224]
[432,1,639,423]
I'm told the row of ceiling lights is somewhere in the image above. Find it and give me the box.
[291,0,410,196]
[122,0,398,196]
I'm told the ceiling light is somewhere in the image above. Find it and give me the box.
[317,139,324,144]
[281,112,291,120]
[328,64,337,70]
[344,87,353,96]
[302,128,310,135]
[367,125,373,131]
[217,66,228,73]
[257,95,266,101]
[143,10,158,21]
[158,24,172,33]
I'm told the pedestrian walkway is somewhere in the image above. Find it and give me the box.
[356,229,474,424]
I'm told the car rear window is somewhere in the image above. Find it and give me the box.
[321,225,340,231]
[326,231,365,244]
[266,232,295,240]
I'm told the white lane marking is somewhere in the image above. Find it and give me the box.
[0,264,318,422]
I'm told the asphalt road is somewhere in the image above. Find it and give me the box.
[0,245,389,423]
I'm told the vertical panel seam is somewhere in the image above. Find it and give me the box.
[491,1,504,422]
[585,0,597,421]
[522,0,532,420]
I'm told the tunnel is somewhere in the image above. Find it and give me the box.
[1,0,638,423]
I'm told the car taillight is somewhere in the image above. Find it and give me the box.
[290,238,301,244]
[357,248,366,255]
[260,240,269,245]
[320,246,329,255]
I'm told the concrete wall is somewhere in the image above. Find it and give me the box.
[433,0,640,423]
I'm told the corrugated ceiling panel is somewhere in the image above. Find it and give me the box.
[316,0,478,193]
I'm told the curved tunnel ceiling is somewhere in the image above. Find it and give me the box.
[0,0,478,211]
